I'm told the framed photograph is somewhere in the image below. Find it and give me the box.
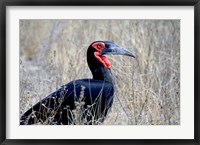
[1,0,199,145]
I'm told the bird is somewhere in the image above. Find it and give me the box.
[20,41,135,125]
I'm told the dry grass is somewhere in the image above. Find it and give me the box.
[20,19,180,125]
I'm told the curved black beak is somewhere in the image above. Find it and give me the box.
[101,41,136,58]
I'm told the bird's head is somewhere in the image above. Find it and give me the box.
[88,41,136,69]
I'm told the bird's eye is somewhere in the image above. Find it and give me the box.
[91,42,105,51]
[98,43,103,49]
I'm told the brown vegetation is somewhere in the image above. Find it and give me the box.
[20,19,180,125]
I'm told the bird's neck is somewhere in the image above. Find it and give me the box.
[91,66,113,83]
[87,47,113,83]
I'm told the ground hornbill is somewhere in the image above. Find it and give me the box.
[20,41,135,125]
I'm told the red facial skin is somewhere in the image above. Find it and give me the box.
[92,42,106,51]
[92,42,111,69]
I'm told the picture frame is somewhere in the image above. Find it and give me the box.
[0,0,200,145]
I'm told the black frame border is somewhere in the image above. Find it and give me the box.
[0,0,200,145]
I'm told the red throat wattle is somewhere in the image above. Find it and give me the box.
[94,52,111,69]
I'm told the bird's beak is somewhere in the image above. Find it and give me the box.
[101,43,136,58]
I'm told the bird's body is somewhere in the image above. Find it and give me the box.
[21,79,114,125]
[20,41,135,125]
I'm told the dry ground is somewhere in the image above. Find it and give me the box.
[20,19,180,125]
